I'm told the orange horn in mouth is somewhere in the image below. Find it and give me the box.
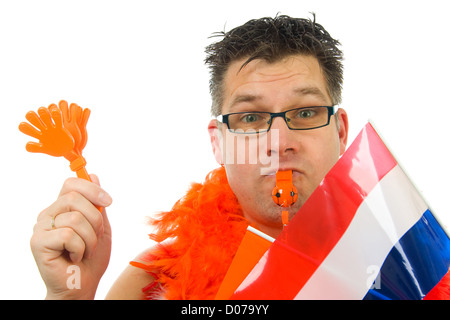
[271,170,298,207]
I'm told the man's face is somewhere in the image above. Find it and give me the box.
[209,54,348,237]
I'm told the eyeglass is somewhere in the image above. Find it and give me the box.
[217,106,335,134]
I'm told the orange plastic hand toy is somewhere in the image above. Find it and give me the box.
[272,170,298,226]
[58,100,90,157]
[19,100,100,210]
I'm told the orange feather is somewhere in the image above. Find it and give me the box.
[131,167,249,300]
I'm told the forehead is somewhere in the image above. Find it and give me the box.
[222,55,331,112]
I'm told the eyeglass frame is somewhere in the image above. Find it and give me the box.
[216,106,336,134]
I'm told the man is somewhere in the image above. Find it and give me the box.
[30,15,349,299]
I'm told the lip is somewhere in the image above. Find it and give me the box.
[262,168,303,177]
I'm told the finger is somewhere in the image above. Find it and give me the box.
[38,107,54,128]
[19,122,42,140]
[39,227,86,263]
[88,174,108,216]
[48,104,63,128]
[49,211,98,259]
[63,181,111,239]
[59,177,113,209]
[40,191,105,236]
[25,141,44,153]
[25,110,46,131]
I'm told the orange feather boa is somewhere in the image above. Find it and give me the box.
[130,167,249,300]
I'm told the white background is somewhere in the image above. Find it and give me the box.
[0,0,449,299]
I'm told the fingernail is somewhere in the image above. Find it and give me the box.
[98,191,112,206]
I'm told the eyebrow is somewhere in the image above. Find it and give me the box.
[229,86,329,111]
[229,94,262,110]
[293,86,329,102]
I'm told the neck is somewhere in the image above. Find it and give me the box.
[243,215,284,239]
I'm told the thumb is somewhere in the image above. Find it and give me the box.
[89,174,112,209]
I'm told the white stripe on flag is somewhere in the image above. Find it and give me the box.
[294,165,428,300]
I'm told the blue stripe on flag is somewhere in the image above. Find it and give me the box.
[364,209,450,300]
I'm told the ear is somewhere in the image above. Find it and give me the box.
[208,119,224,165]
[336,108,349,156]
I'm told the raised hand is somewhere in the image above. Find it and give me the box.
[20,101,111,299]
[30,174,113,299]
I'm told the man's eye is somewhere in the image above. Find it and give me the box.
[297,109,316,118]
[240,114,260,123]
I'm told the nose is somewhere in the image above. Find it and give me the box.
[267,116,298,158]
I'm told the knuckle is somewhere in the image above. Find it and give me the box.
[63,191,82,205]
[59,228,75,243]
[61,178,79,196]
[67,211,83,225]
[65,190,80,202]
[62,177,78,189]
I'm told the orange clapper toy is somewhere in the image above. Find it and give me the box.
[215,170,298,299]
[18,100,101,211]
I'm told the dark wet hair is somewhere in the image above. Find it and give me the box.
[205,14,344,116]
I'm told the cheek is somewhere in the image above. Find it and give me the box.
[222,133,261,197]
[300,130,340,176]
[311,133,341,174]
[224,164,255,203]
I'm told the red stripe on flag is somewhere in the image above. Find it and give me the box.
[424,268,450,300]
[231,123,398,299]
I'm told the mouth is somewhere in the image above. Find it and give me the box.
[261,168,302,177]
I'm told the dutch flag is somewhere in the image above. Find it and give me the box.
[219,123,450,300]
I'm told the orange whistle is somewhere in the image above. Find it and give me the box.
[272,170,298,226]
[19,100,101,211]
[271,170,298,207]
